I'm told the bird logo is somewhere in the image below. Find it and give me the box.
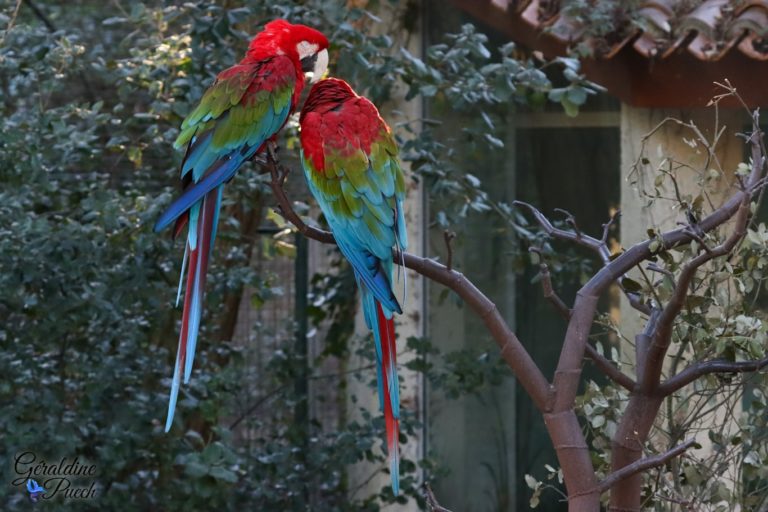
[26,479,45,502]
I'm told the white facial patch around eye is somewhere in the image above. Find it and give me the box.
[296,41,320,60]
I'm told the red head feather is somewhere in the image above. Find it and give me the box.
[300,78,391,175]
[246,19,328,64]
[300,77,356,122]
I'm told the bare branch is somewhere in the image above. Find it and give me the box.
[534,257,635,391]
[597,439,696,493]
[646,263,674,281]
[267,158,335,245]
[424,482,453,512]
[515,201,651,316]
[601,209,621,244]
[554,208,583,238]
[659,356,768,395]
[536,259,571,320]
[265,158,554,410]
[515,201,606,257]
[584,345,635,392]
[443,230,456,272]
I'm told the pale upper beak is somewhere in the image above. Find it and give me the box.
[301,48,329,83]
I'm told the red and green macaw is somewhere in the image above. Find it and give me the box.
[299,78,407,494]
[154,20,329,432]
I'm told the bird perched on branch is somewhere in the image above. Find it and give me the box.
[154,19,328,432]
[299,77,407,493]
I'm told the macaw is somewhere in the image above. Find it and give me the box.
[154,19,329,432]
[299,78,407,494]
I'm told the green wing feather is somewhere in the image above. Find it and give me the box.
[303,127,405,262]
[174,59,295,182]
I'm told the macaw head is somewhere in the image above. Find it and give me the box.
[248,19,329,83]
[300,77,357,120]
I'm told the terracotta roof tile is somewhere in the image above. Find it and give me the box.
[468,0,768,61]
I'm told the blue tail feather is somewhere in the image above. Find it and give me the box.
[154,157,240,232]
[165,345,182,432]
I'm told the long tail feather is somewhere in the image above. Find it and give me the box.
[165,186,223,431]
[175,244,188,308]
[154,157,239,232]
[364,294,400,494]
[165,239,198,432]
[184,191,218,383]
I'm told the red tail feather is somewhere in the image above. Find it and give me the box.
[376,301,399,492]
[173,212,189,240]
[197,195,215,291]
[177,244,198,375]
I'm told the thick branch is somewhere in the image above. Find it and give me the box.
[659,356,768,395]
[536,260,635,391]
[266,159,553,410]
[598,439,695,493]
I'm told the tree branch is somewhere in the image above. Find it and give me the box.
[443,230,456,271]
[265,158,554,410]
[423,482,453,512]
[536,259,571,320]
[597,439,696,493]
[515,200,651,316]
[535,258,635,391]
[659,356,768,395]
[640,126,763,394]
[585,345,635,392]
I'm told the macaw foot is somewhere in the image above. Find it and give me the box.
[266,140,279,164]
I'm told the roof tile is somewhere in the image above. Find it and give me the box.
[469,0,768,61]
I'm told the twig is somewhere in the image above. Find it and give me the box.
[659,356,768,395]
[537,259,571,320]
[681,228,713,255]
[424,482,453,512]
[443,230,456,272]
[515,201,651,316]
[601,209,621,244]
[646,263,674,281]
[515,201,605,257]
[554,208,582,238]
[265,157,553,410]
[1,0,23,45]
[597,439,696,493]
[21,0,54,31]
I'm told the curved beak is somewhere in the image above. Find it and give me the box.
[302,48,329,83]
